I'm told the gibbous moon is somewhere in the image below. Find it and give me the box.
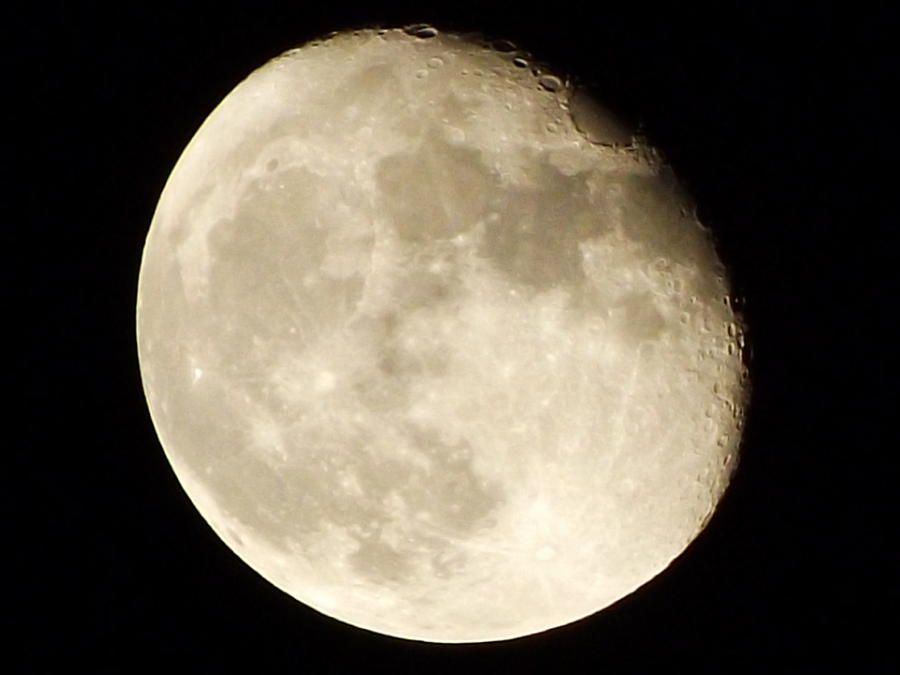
[137,27,748,642]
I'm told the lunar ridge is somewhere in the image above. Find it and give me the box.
[137,28,748,642]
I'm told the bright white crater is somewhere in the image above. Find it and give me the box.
[137,27,748,642]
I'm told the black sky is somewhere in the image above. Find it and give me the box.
[10,1,895,673]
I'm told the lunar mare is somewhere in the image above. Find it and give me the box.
[137,28,748,642]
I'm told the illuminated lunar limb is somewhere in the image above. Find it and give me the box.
[136,27,748,642]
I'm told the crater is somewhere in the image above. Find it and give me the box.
[569,87,634,146]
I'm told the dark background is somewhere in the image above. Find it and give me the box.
[10,1,895,672]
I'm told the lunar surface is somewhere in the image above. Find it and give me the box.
[136,27,748,642]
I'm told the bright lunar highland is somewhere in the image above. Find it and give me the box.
[137,27,748,642]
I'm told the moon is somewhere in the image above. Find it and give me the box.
[136,26,748,643]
